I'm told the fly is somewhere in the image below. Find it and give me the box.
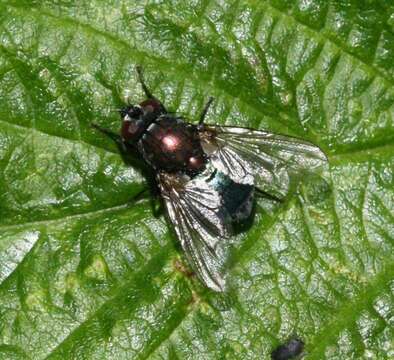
[271,338,304,360]
[92,67,327,292]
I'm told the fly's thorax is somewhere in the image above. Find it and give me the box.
[139,115,207,175]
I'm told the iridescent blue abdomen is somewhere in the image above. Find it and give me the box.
[207,170,254,222]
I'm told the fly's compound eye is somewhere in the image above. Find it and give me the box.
[130,106,143,118]
[121,119,145,142]
[119,106,131,119]
[119,106,143,120]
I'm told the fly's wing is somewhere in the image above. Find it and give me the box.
[201,126,327,199]
[158,170,232,292]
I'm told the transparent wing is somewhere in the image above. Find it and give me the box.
[201,126,328,199]
[158,170,232,292]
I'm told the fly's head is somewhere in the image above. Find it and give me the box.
[120,98,165,143]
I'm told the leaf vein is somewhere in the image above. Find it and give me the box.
[261,1,394,87]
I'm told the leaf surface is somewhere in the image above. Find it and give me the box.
[0,1,393,359]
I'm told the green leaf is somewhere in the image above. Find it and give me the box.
[0,1,393,359]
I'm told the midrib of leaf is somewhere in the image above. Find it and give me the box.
[0,201,133,236]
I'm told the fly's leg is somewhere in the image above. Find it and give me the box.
[92,122,163,215]
[136,65,154,99]
[91,123,127,151]
[123,187,162,215]
[255,187,283,203]
[136,66,167,113]
[133,177,163,216]
[198,96,214,126]
[91,122,140,165]
[150,190,164,217]
[131,187,150,202]
[91,123,119,141]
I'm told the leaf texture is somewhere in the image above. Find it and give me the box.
[0,1,393,359]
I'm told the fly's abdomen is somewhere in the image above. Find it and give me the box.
[139,115,206,174]
[208,170,254,222]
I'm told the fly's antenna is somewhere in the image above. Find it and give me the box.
[107,108,124,113]
[198,96,214,126]
[136,66,153,99]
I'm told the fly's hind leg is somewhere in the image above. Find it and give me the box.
[91,122,142,166]
[130,186,161,211]
[140,174,163,217]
